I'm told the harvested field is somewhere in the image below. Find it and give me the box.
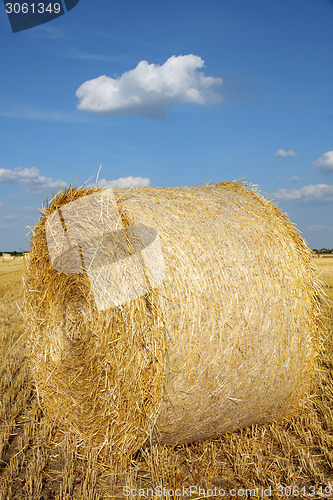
[314,256,333,288]
[0,255,332,499]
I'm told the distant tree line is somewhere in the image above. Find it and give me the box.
[312,248,333,254]
[0,251,28,257]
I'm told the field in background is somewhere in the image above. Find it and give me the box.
[314,256,333,288]
[0,258,332,499]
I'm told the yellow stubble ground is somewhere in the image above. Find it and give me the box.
[0,256,332,499]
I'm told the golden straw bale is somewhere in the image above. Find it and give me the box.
[24,182,323,456]
[2,253,12,262]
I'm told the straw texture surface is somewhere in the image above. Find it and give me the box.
[25,182,322,456]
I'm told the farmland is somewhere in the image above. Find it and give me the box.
[0,257,332,499]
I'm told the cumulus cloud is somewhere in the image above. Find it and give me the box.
[0,167,67,193]
[275,149,297,158]
[90,176,151,189]
[76,54,223,118]
[313,151,333,175]
[273,183,333,202]
[289,175,299,182]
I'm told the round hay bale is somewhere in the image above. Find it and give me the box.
[24,182,322,455]
[2,253,12,263]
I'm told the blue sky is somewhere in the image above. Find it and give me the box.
[0,0,332,251]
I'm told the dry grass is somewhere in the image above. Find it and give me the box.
[314,256,333,288]
[0,241,332,499]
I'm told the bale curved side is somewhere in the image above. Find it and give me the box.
[25,182,322,453]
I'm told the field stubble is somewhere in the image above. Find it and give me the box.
[0,257,332,499]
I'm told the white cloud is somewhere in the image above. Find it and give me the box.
[23,206,39,212]
[273,183,333,202]
[64,47,112,61]
[0,105,88,123]
[3,214,18,220]
[90,176,151,189]
[306,224,333,232]
[28,24,71,40]
[76,54,223,118]
[0,167,67,193]
[313,151,333,175]
[289,175,299,182]
[275,149,297,158]
[24,215,39,221]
